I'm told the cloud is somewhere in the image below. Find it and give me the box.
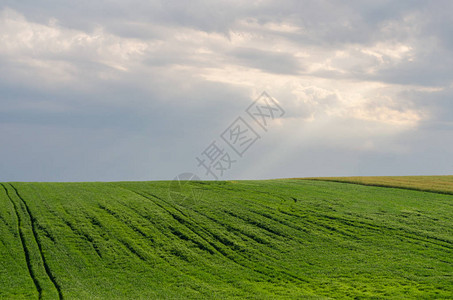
[0,8,149,87]
[229,47,303,75]
[0,1,452,181]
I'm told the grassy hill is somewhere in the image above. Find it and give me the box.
[305,175,453,195]
[0,178,452,299]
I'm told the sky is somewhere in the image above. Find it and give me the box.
[1,0,452,181]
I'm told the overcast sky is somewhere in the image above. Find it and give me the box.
[1,0,452,181]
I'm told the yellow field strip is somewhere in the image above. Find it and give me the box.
[302,176,453,195]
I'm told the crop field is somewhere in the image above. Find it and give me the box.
[306,175,453,195]
[0,178,452,299]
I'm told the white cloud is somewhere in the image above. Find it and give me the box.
[1,1,452,180]
[0,8,148,85]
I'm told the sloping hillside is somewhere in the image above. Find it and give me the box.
[306,175,453,194]
[0,179,452,299]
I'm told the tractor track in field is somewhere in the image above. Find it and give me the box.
[97,203,154,243]
[308,178,453,196]
[9,184,64,300]
[0,183,42,298]
[121,187,310,284]
[281,209,453,250]
[122,188,262,270]
[57,212,103,259]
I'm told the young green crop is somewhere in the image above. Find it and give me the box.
[0,178,452,299]
[305,175,453,194]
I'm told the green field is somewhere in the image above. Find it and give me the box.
[0,178,452,299]
[305,175,453,195]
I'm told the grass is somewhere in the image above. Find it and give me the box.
[304,175,453,194]
[0,178,452,299]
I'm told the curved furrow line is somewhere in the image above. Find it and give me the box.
[58,213,103,258]
[247,208,310,234]
[309,178,453,196]
[223,210,288,239]
[126,188,310,284]
[112,190,270,250]
[187,207,312,277]
[97,204,155,243]
[108,198,217,255]
[311,213,453,249]
[43,205,104,259]
[0,214,18,236]
[0,183,42,298]
[190,207,272,246]
[122,189,255,265]
[109,200,219,257]
[9,184,63,300]
[93,194,227,293]
[80,209,152,263]
[282,209,453,249]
